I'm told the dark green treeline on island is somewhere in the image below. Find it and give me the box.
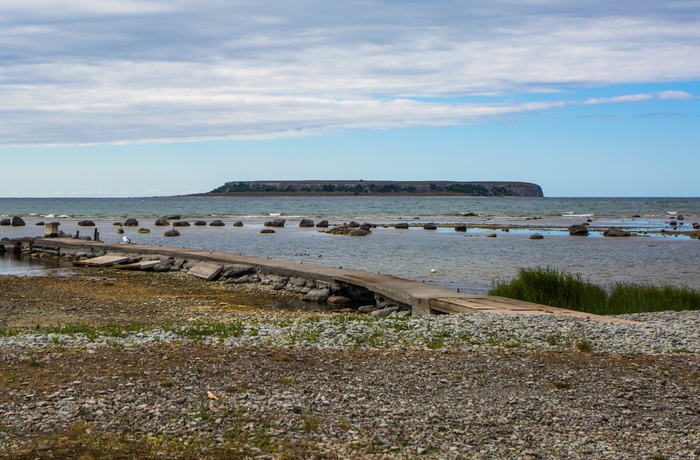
[203,181,544,197]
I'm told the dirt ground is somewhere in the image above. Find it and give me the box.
[1,268,699,459]
[0,268,315,330]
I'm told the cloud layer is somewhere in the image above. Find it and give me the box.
[1,0,699,145]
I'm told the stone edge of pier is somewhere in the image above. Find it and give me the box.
[11,237,630,323]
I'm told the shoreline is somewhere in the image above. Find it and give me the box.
[1,268,699,459]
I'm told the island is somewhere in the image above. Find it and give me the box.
[199,180,544,197]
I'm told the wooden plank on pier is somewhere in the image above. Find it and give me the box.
[73,255,130,267]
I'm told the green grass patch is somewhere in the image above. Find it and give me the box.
[43,323,99,341]
[490,267,700,315]
[0,326,20,337]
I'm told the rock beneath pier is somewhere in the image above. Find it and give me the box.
[371,306,400,317]
[304,289,331,302]
[221,264,254,278]
[327,295,353,307]
[358,304,383,313]
[153,259,174,272]
[568,224,589,236]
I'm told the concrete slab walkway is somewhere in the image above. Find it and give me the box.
[33,238,630,323]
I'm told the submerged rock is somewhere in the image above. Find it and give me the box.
[264,219,286,228]
[603,227,631,237]
[568,224,589,236]
[326,225,371,236]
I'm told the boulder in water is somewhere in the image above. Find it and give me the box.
[603,227,631,237]
[568,224,589,236]
[264,218,286,227]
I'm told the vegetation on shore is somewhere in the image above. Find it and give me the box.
[489,267,700,315]
[207,180,543,197]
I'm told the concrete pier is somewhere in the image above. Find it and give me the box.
[29,238,628,322]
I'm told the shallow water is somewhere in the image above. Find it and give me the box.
[1,196,699,293]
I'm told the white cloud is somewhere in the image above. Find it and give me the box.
[583,94,655,105]
[657,90,694,100]
[0,1,699,145]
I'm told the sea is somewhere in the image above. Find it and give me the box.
[1,196,699,294]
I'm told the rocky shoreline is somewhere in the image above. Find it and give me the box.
[1,269,699,459]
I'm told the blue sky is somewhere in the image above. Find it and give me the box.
[0,1,698,197]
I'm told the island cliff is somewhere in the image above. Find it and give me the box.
[202,181,544,197]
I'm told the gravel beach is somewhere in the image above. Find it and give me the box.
[1,269,699,459]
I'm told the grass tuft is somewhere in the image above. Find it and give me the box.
[490,267,700,315]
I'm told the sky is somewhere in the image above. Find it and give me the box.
[0,1,699,197]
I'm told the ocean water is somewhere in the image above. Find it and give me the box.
[1,196,699,293]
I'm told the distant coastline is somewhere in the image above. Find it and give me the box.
[194,180,544,197]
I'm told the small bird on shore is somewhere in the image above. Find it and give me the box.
[122,236,131,244]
